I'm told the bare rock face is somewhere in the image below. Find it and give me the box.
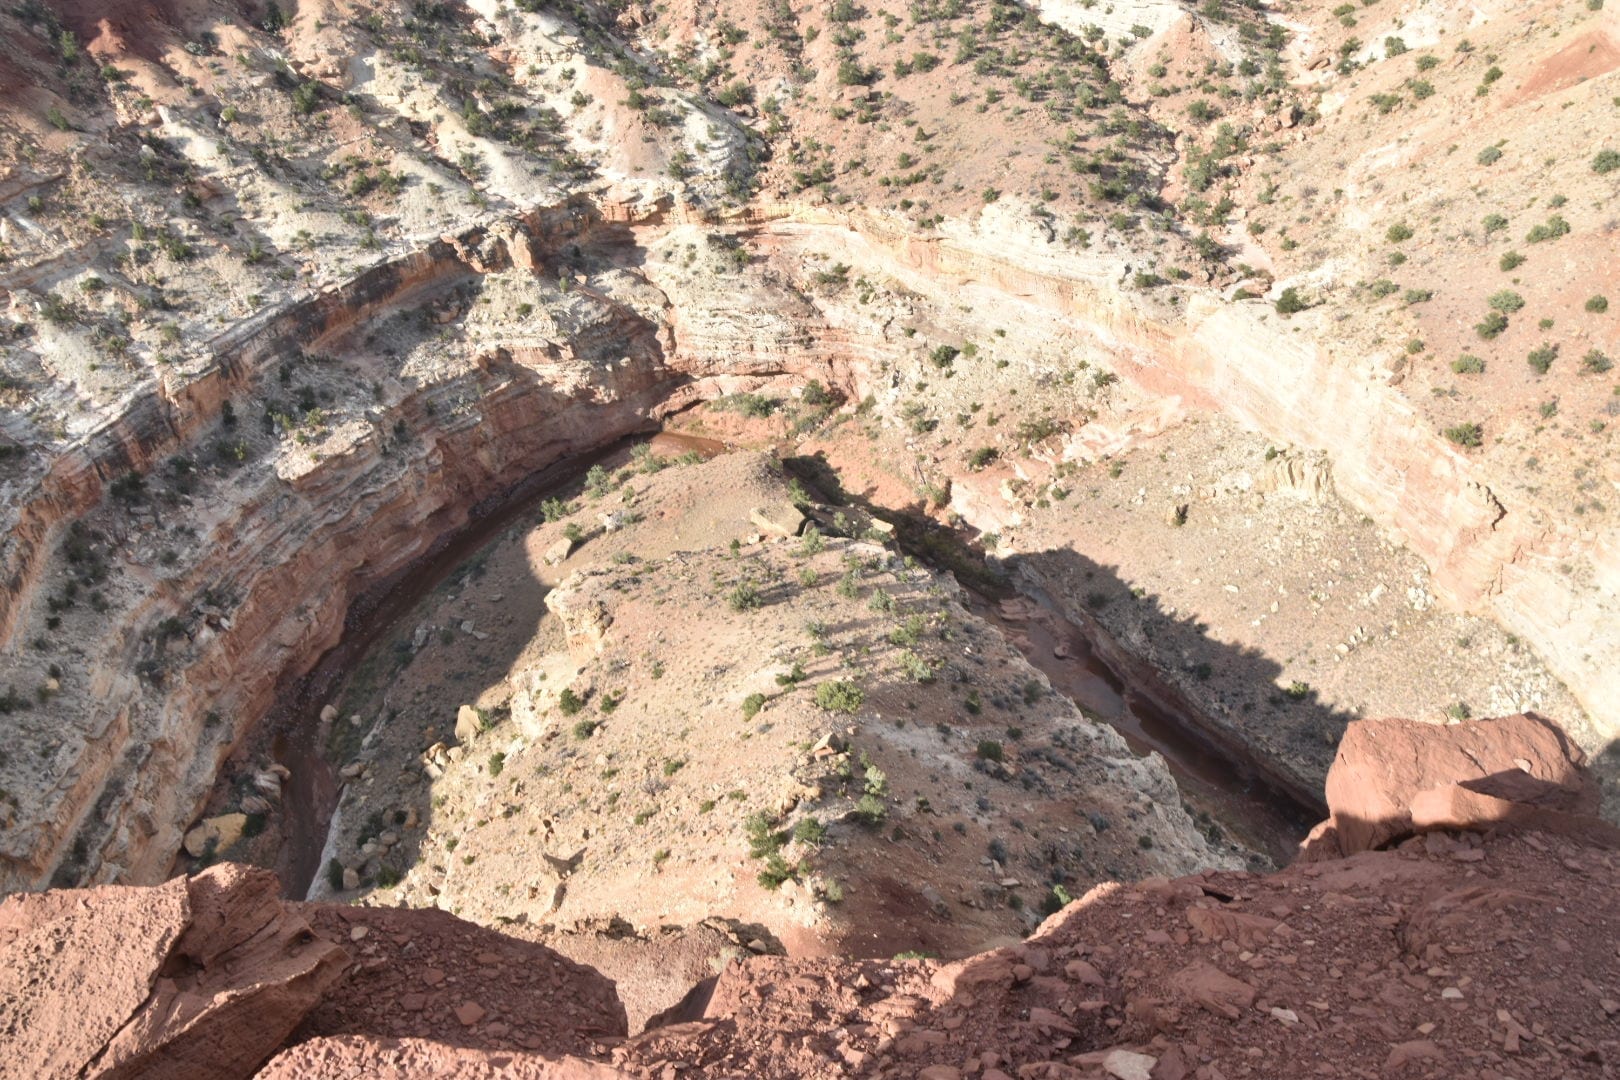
[0,864,347,1080]
[1301,713,1606,858]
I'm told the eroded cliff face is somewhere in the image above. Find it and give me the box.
[1,0,1612,907]
[6,183,1610,895]
[0,200,751,892]
[722,202,1619,753]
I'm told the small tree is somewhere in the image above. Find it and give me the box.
[1274,287,1309,315]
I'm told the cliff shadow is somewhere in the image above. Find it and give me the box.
[782,451,1344,861]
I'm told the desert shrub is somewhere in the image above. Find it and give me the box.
[793,817,827,845]
[1593,149,1620,175]
[852,793,887,826]
[1482,213,1508,234]
[558,688,584,716]
[1274,286,1309,315]
[291,81,320,115]
[1476,145,1502,166]
[899,650,935,683]
[1443,423,1483,447]
[742,692,767,719]
[1526,343,1557,374]
[976,739,1004,762]
[1582,349,1613,374]
[1451,355,1485,375]
[488,751,506,777]
[814,680,864,713]
[967,446,998,471]
[1586,295,1609,314]
[1487,289,1525,313]
[1499,250,1526,271]
[1475,311,1509,339]
[1525,215,1570,243]
[571,717,599,739]
[727,581,762,611]
[1385,222,1414,243]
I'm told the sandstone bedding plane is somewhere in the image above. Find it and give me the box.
[0,0,1617,1075]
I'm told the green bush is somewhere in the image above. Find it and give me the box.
[291,81,320,115]
[1487,289,1525,313]
[558,688,584,716]
[814,680,864,713]
[1444,423,1483,448]
[1499,251,1526,271]
[1476,146,1502,166]
[1385,222,1414,243]
[1526,343,1557,375]
[1586,295,1609,314]
[1451,355,1485,375]
[1482,213,1508,233]
[488,751,505,777]
[742,692,767,720]
[1475,311,1509,339]
[793,817,827,845]
[852,793,887,826]
[572,717,600,739]
[1274,286,1309,315]
[976,739,1004,762]
[1582,349,1613,375]
[727,581,762,611]
[1525,215,1570,243]
[1593,149,1620,175]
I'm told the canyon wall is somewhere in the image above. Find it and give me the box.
[734,203,1616,750]
[0,201,717,893]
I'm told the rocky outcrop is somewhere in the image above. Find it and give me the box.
[0,863,347,1080]
[1301,712,1617,859]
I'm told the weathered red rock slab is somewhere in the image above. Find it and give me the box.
[1300,712,1602,857]
[0,864,347,1080]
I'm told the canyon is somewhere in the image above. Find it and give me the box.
[0,0,1617,1074]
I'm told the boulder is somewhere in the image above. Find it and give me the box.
[749,501,804,538]
[455,705,484,743]
[0,864,346,1080]
[1301,713,1600,858]
[181,812,248,858]
[543,536,575,566]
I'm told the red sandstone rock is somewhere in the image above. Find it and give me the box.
[290,902,627,1055]
[257,1036,626,1079]
[1299,712,1603,857]
[0,864,346,1080]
